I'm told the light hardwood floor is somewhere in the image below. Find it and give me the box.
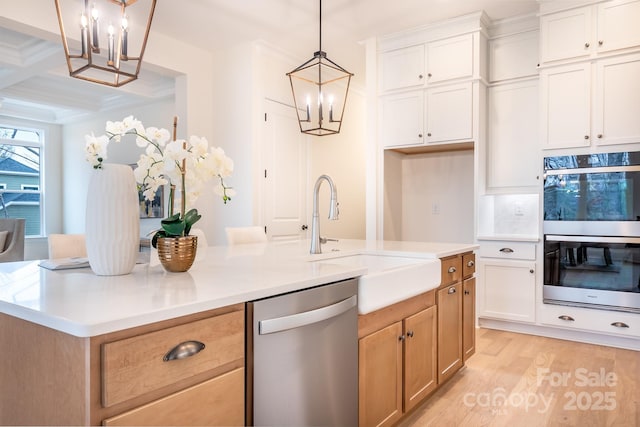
[400,328,640,427]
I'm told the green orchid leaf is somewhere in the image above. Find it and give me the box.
[151,230,168,248]
[183,208,202,235]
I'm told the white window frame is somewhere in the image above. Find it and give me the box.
[0,124,45,237]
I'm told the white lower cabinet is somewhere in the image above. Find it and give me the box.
[539,303,640,338]
[478,241,537,323]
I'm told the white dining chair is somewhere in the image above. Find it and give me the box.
[225,226,267,245]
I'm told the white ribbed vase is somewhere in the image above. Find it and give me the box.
[85,164,140,276]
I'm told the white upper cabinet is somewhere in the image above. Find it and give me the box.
[380,91,424,148]
[426,34,474,84]
[540,0,640,64]
[487,80,539,190]
[594,53,640,145]
[540,6,592,63]
[379,45,425,92]
[380,83,473,148]
[541,53,640,149]
[540,63,591,149]
[597,0,640,54]
[425,82,473,144]
[489,30,539,82]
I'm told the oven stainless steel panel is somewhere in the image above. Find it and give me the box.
[544,221,640,236]
[544,234,640,313]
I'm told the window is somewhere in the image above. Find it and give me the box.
[0,125,43,236]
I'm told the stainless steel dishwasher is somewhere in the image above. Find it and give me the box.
[246,278,358,426]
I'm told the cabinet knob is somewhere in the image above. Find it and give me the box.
[418,133,423,138]
[419,74,424,79]
[448,266,457,273]
[464,290,470,295]
[427,132,432,137]
[427,73,432,78]
[399,335,406,341]
[598,40,604,46]
[448,286,457,294]
[467,260,475,268]
[597,134,603,139]
[530,269,534,274]
[558,315,575,322]
[407,330,414,338]
[585,42,590,48]
[301,224,308,230]
[584,135,590,140]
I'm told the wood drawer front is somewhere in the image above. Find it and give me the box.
[440,255,462,287]
[103,367,245,426]
[478,242,536,261]
[462,252,475,278]
[102,310,244,407]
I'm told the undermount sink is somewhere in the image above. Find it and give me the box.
[314,254,441,314]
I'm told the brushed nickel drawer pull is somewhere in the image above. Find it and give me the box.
[448,287,456,294]
[558,315,575,322]
[448,266,457,273]
[611,322,629,328]
[163,340,206,362]
[467,260,475,267]
[499,248,514,253]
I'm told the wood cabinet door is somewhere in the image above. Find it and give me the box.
[540,6,592,63]
[359,321,403,427]
[403,305,437,412]
[436,283,463,385]
[594,53,640,145]
[462,277,476,362]
[540,63,591,149]
[103,368,245,426]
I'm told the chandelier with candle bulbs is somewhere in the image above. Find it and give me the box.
[54,0,156,87]
[287,0,353,136]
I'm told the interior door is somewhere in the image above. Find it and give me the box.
[263,99,309,241]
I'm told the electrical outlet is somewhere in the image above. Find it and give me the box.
[514,202,524,216]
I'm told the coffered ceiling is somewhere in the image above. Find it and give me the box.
[0,0,539,124]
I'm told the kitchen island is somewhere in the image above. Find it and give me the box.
[0,239,477,426]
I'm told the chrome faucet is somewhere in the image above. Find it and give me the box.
[310,174,339,254]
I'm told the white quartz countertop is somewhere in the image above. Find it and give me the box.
[0,239,477,337]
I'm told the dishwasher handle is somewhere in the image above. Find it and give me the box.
[259,294,357,335]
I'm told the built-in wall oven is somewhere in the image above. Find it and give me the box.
[543,151,640,313]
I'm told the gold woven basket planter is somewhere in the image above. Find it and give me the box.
[156,235,198,272]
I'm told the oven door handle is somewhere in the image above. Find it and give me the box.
[546,235,640,244]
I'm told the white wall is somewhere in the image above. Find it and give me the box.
[62,99,175,236]
[210,41,368,244]
[308,92,367,240]
[400,150,475,243]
